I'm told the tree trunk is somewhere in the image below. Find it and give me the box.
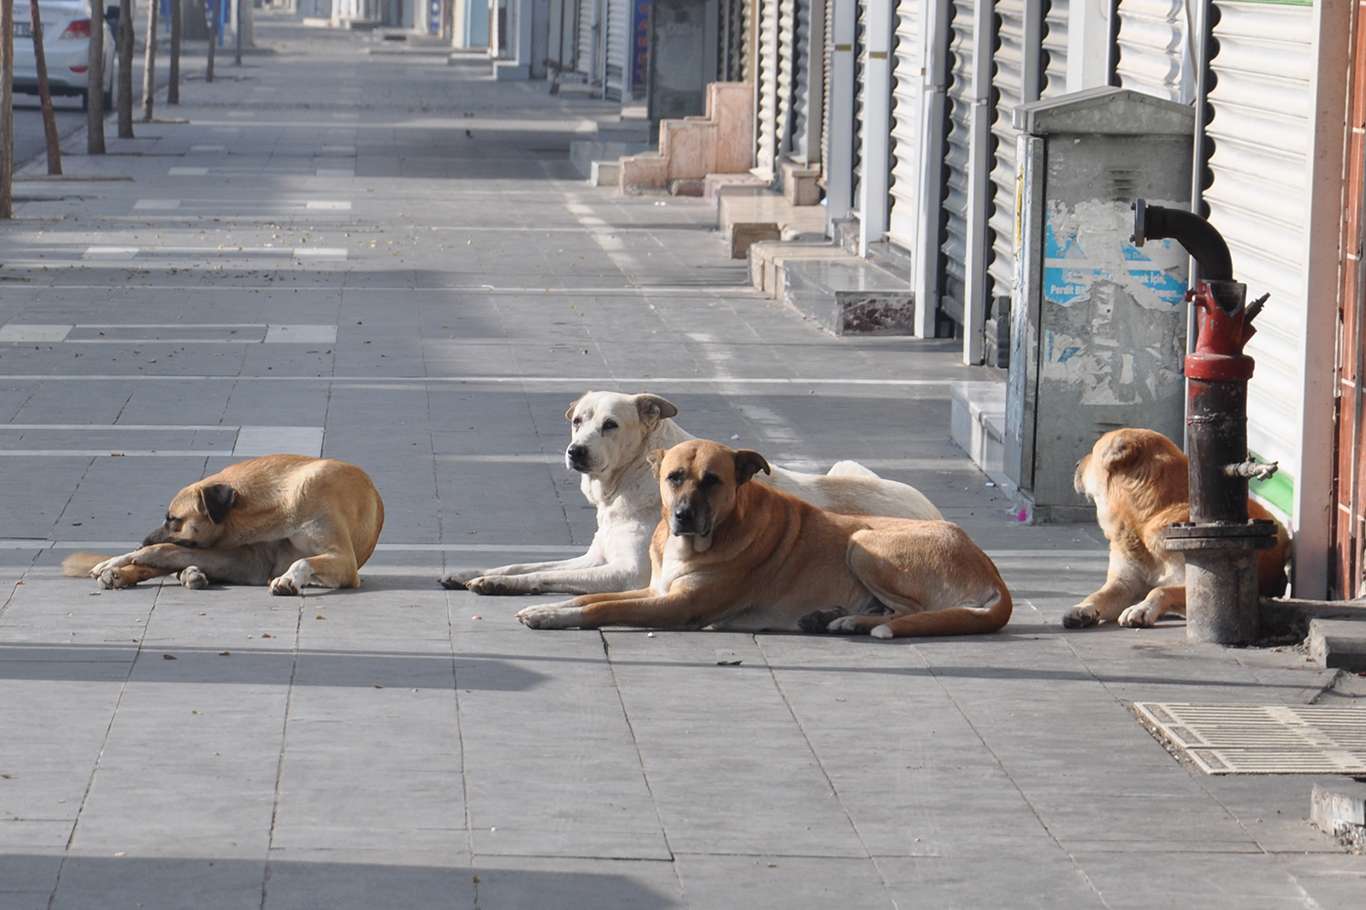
[86,0,106,153]
[30,0,63,173]
[206,0,216,82]
[141,0,158,121]
[168,0,180,103]
[116,0,133,137]
[1,0,14,219]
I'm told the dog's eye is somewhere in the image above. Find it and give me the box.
[601,420,618,432]
[666,471,685,486]
[699,473,720,488]
[572,417,582,427]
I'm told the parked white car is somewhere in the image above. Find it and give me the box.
[11,2,117,111]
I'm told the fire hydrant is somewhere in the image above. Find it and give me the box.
[1131,200,1280,645]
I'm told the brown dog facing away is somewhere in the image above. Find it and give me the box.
[1064,428,1289,629]
[515,440,1012,638]
[62,455,384,596]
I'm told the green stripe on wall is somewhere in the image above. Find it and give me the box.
[1249,455,1294,518]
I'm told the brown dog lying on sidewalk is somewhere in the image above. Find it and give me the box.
[515,440,1012,638]
[1064,428,1289,629]
[63,455,384,596]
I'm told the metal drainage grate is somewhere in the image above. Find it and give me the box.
[1134,703,1366,775]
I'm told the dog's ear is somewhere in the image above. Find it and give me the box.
[564,394,584,422]
[733,450,772,486]
[199,484,238,524]
[1099,434,1142,474]
[646,448,668,478]
[635,394,679,425]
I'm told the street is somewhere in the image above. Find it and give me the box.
[0,12,1362,908]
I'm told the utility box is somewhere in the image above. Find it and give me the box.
[1005,87,1194,522]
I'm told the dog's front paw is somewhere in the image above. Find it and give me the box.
[1062,604,1100,629]
[179,566,209,590]
[269,575,300,597]
[97,567,134,590]
[1118,601,1167,628]
[516,604,581,630]
[466,576,532,596]
[439,570,481,590]
[90,553,133,578]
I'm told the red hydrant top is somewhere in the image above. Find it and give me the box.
[1186,282,1257,382]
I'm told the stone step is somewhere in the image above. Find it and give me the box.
[1308,617,1366,671]
[951,381,1009,487]
[781,258,916,336]
[748,241,854,298]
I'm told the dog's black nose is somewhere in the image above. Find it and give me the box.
[671,506,693,527]
[566,444,587,465]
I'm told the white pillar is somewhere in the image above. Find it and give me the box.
[1292,0,1351,598]
[1066,0,1110,92]
[824,0,857,228]
[912,0,949,339]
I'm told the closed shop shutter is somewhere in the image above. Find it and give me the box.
[1042,0,1068,97]
[719,0,746,80]
[853,0,869,210]
[791,0,813,160]
[575,0,597,78]
[939,0,975,325]
[756,0,782,174]
[886,0,921,248]
[1114,0,1190,101]
[742,0,755,82]
[777,0,798,158]
[605,0,629,99]
[1204,0,1314,517]
[984,0,1028,305]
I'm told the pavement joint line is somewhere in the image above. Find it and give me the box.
[2,541,584,553]
[0,375,959,386]
[316,168,356,177]
[2,324,338,344]
[0,424,239,431]
[190,144,227,152]
[306,200,352,210]
[0,449,237,457]
[168,166,210,176]
[133,199,182,210]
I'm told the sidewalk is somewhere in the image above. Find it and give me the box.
[0,13,1362,908]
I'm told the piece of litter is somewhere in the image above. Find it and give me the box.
[715,650,742,666]
[114,852,126,857]
[218,651,231,656]
[162,654,177,661]
[646,632,655,638]
[372,683,383,689]
[985,481,997,487]
[471,614,482,620]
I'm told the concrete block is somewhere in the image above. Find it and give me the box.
[568,140,651,179]
[781,258,916,335]
[1307,618,1366,670]
[780,159,823,207]
[730,223,781,260]
[589,160,621,187]
[668,178,705,197]
[1311,779,1366,837]
[704,172,769,205]
[618,153,668,193]
[951,381,1009,486]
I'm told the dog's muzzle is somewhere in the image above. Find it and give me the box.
[670,505,710,538]
[565,444,592,473]
[142,527,197,548]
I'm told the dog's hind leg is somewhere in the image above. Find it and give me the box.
[441,551,604,590]
[269,551,360,597]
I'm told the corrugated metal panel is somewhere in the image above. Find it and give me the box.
[792,0,813,159]
[742,0,755,82]
[719,0,746,80]
[1204,0,1313,501]
[940,0,974,325]
[777,0,798,158]
[819,0,835,184]
[605,0,629,99]
[1114,0,1189,101]
[853,0,869,209]
[575,0,597,78]
[986,0,1027,304]
[886,0,921,247]
[756,0,782,173]
[1042,0,1068,97]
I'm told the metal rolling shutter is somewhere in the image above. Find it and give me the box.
[1114,0,1189,101]
[719,0,746,80]
[985,1,1027,304]
[605,0,628,99]
[575,0,596,78]
[1203,0,1313,511]
[853,0,868,210]
[819,0,835,184]
[886,0,921,247]
[791,0,813,159]
[1042,0,1068,97]
[939,0,974,325]
[756,0,781,174]
[777,0,798,159]
[742,0,755,82]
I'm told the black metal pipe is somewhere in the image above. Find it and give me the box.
[1131,199,1234,282]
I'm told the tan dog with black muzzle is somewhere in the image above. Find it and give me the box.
[515,440,1011,638]
[62,455,384,596]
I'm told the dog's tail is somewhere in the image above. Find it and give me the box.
[826,459,880,481]
[874,577,1014,640]
[61,553,108,578]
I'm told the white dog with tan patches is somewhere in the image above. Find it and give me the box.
[440,391,941,596]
